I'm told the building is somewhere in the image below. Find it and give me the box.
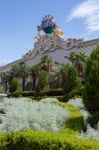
[0,15,99,73]
[0,34,99,73]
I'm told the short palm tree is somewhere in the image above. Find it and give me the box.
[0,71,11,92]
[10,64,20,78]
[59,64,69,84]
[69,51,87,76]
[40,54,53,72]
[48,69,62,88]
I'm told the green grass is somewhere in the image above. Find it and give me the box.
[57,102,84,135]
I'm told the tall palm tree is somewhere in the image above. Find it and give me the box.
[18,62,29,91]
[30,64,39,89]
[69,51,87,76]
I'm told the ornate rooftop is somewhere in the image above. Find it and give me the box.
[0,35,99,73]
[0,15,99,72]
[22,35,99,65]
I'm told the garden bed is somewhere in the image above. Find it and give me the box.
[0,97,99,150]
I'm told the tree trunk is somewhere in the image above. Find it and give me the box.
[32,76,36,89]
[5,82,8,93]
[22,76,25,91]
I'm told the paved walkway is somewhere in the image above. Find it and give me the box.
[0,93,7,101]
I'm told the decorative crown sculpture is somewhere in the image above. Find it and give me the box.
[37,15,56,34]
[37,15,63,37]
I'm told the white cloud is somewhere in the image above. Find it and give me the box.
[68,0,99,32]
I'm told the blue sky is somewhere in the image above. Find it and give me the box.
[0,0,99,65]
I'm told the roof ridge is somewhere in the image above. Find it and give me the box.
[83,38,99,46]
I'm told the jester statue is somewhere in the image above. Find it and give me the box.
[37,15,63,37]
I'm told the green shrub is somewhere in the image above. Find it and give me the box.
[45,88,63,96]
[62,65,82,100]
[11,91,21,98]
[35,89,63,98]
[0,130,99,150]
[21,91,36,97]
[38,70,48,91]
[64,87,81,100]
[9,78,21,97]
[87,112,99,128]
[9,77,21,93]
[83,46,99,113]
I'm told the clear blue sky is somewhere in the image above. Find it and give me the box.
[0,0,99,65]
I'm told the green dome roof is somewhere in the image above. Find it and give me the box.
[43,26,55,34]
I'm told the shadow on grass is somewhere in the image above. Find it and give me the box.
[63,115,84,132]
[57,102,85,134]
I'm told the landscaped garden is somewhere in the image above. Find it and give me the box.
[0,46,99,149]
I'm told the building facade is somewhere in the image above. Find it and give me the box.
[0,34,99,73]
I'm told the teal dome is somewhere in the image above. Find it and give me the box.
[37,15,56,34]
[43,26,55,34]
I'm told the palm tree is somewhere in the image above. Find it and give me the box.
[0,64,22,93]
[69,51,87,76]
[0,71,11,92]
[18,62,29,91]
[30,64,39,89]
[59,64,69,84]
[48,68,62,88]
[40,54,53,72]
[10,64,20,78]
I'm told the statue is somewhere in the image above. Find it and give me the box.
[37,15,63,37]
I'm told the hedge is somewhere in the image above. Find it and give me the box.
[45,88,63,96]
[21,91,36,97]
[0,130,99,150]
[20,89,63,98]
[9,88,82,99]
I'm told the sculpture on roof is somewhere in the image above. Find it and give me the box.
[22,15,85,61]
[37,15,63,37]
[37,15,56,34]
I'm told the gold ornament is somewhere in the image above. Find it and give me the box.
[54,27,63,37]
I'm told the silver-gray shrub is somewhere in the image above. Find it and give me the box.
[41,97,59,103]
[68,98,99,140]
[0,98,68,132]
[80,124,99,140]
[68,98,89,124]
